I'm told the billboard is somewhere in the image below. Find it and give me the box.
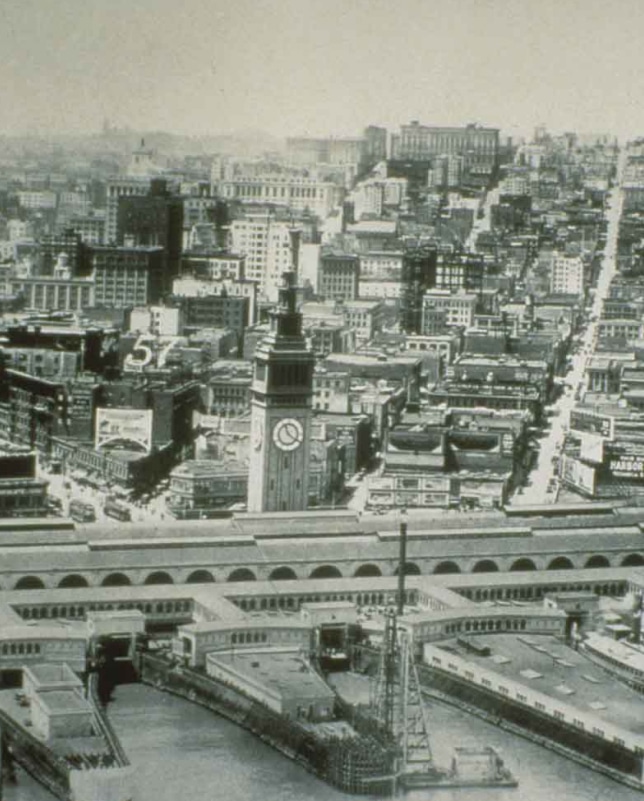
[569,409,615,441]
[580,432,604,465]
[609,453,644,480]
[95,408,153,453]
[560,455,596,496]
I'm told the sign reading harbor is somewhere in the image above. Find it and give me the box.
[610,453,644,480]
[95,408,153,453]
[569,409,615,440]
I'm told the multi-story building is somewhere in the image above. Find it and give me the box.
[39,229,86,275]
[359,250,403,279]
[90,245,165,308]
[286,127,386,169]
[0,449,48,518]
[322,352,422,415]
[2,348,79,379]
[391,121,499,169]
[205,361,253,418]
[363,125,388,164]
[305,322,350,357]
[219,173,338,218]
[350,177,407,219]
[435,251,487,292]
[10,274,94,313]
[341,299,384,342]
[0,321,119,376]
[400,246,438,334]
[422,290,477,331]
[167,460,248,518]
[7,219,35,242]
[128,306,184,337]
[318,252,360,301]
[179,294,250,341]
[428,154,465,189]
[116,178,184,291]
[550,252,585,296]
[17,190,57,210]
[597,319,643,340]
[172,277,257,329]
[358,279,401,300]
[65,210,106,245]
[105,177,151,245]
[229,213,297,302]
[405,333,461,366]
[0,369,67,454]
[313,369,351,414]
[181,252,246,281]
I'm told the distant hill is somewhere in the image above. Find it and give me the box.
[0,129,285,160]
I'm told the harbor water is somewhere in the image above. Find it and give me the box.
[5,682,643,801]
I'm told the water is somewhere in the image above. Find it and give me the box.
[5,682,643,801]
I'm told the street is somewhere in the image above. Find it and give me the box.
[40,466,170,526]
[510,153,626,506]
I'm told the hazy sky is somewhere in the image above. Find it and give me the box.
[2,0,643,140]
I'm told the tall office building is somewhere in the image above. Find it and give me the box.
[400,246,438,334]
[550,252,585,297]
[247,272,314,513]
[105,177,150,245]
[90,246,165,308]
[116,178,184,293]
[391,121,499,166]
[229,212,299,302]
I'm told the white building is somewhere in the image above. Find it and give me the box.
[172,277,258,324]
[129,306,183,337]
[359,279,401,300]
[17,190,57,210]
[341,299,385,342]
[219,173,338,219]
[359,250,403,279]
[550,252,585,296]
[423,289,478,329]
[229,214,297,302]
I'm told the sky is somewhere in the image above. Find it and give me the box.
[1,0,643,141]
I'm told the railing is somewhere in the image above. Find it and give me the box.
[87,673,130,766]
[0,706,71,800]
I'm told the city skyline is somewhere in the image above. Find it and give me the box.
[2,0,644,141]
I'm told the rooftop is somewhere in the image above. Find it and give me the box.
[171,460,248,478]
[207,647,335,701]
[25,663,81,686]
[447,632,644,736]
[38,690,91,714]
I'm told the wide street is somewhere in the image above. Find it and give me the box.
[511,153,626,506]
[39,466,170,526]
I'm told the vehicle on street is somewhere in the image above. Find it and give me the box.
[69,498,97,523]
[104,496,132,522]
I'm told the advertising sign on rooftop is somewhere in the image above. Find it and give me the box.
[95,408,153,453]
[560,454,596,496]
[569,409,615,441]
[580,432,605,465]
[609,453,644,480]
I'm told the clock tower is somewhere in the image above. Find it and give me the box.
[247,272,314,512]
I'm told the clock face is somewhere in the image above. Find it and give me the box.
[251,418,264,451]
[272,418,304,452]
